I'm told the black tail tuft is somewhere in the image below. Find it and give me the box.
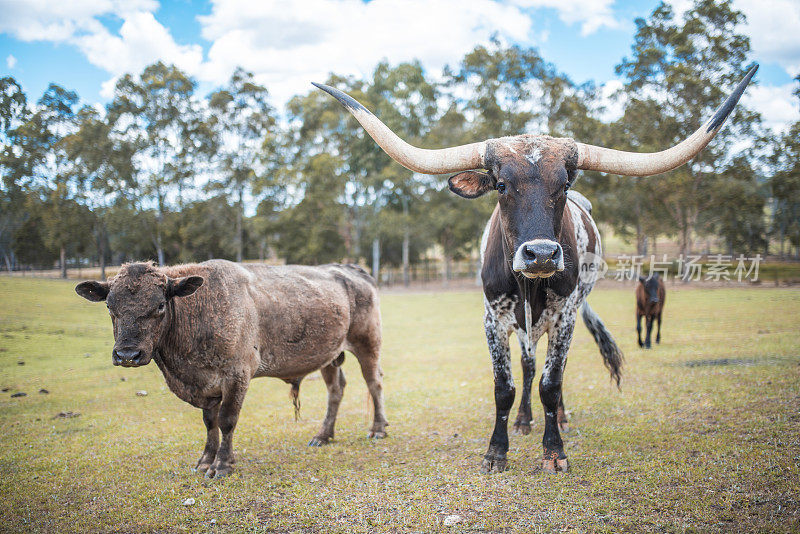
[581,301,624,388]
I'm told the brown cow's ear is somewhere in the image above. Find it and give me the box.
[448,171,494,199]
[75,281,110,302]
[168,276,204,299]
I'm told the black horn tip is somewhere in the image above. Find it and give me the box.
[311,82,370,114]
[705,63,759,133]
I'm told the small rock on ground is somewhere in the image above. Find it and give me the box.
[136,390,147,396]
[39,388,49,394]
[443,515,462,527]
[182,498,195,506]
[11,392,26,398]
[53,411,80,419]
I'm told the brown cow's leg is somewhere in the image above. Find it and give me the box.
[637,312,644,347]
[353,345,388,439]
[195,403,220,474]
[656,312,662,344]
[513,334,535,436]
[308,363,347,446]
[645,315,653,349]
[206,378,248,478]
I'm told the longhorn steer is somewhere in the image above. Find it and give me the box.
[76,260,387,478]
[314,64,757,473]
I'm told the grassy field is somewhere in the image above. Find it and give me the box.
[1,278,798,533]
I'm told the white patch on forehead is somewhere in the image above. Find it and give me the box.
[525,145,542,166]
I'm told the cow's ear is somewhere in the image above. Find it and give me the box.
[76,281,110,302]
[168,276,204,299]
[638,275,647,283]
[448,171,494,199]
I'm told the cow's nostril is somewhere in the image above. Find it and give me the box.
[114,348,142,362]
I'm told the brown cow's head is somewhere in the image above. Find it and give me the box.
[638,273,661,303]
[448,135,578,278]
[75,262,203,367]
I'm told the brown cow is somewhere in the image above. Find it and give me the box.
[636,273,666,349]
[75,260,387,478]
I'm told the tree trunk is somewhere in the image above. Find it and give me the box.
[60,246,67,279]
[236,186,244,263]
[372,237,380,284]
[2,252,11,273]
[99,236,106,280]
[156,188,165,265]
[402,197,410,287]
[442,251,450,288]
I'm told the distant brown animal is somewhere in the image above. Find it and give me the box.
[75,260,387,478]
[636,273,665,349]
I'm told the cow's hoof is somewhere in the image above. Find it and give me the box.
[542,455,569,474]
[512,422,531,435]
[368,430,387,439]
[480,454,508,474]
[194,462,212,474]
[308,436,331,447]
[205,463,233,479]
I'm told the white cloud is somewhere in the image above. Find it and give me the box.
[744,83,800,134]
[5,54,16,69]
[737,0,800,76]
[668,0,800,77]
[509,0,621,36]
[197,0,535,104]
[0,0,157,41]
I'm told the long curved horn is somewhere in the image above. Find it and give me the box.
[312,83,486,174]
[576,64,758,176]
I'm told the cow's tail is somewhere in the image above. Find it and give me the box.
[580,301,623,388]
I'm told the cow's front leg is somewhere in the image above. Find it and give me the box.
[645,315,653,349]
[656,312,662,344]
[195,403,220,474]
[513,332,535,436]
[540,311,576,474]
[481,309,515,473]
[636,312,644,347]
[206,377,249,478]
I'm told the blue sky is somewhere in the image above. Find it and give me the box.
[1,0,798,131]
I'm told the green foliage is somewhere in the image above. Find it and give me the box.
[609,0,764,255]
[0,7,789,272]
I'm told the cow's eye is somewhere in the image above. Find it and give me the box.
[157,302,166,314]
[496,182,506,194]
[564,182,571,192]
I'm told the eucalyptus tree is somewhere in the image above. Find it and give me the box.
[0,76,29,270]
[62,105,135,278]
[207,68,276,262]
[25,83,91,277]
[365,60,439,284]
[769,75,800,257]
[107,62,200,265]
[614,0,761,255]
